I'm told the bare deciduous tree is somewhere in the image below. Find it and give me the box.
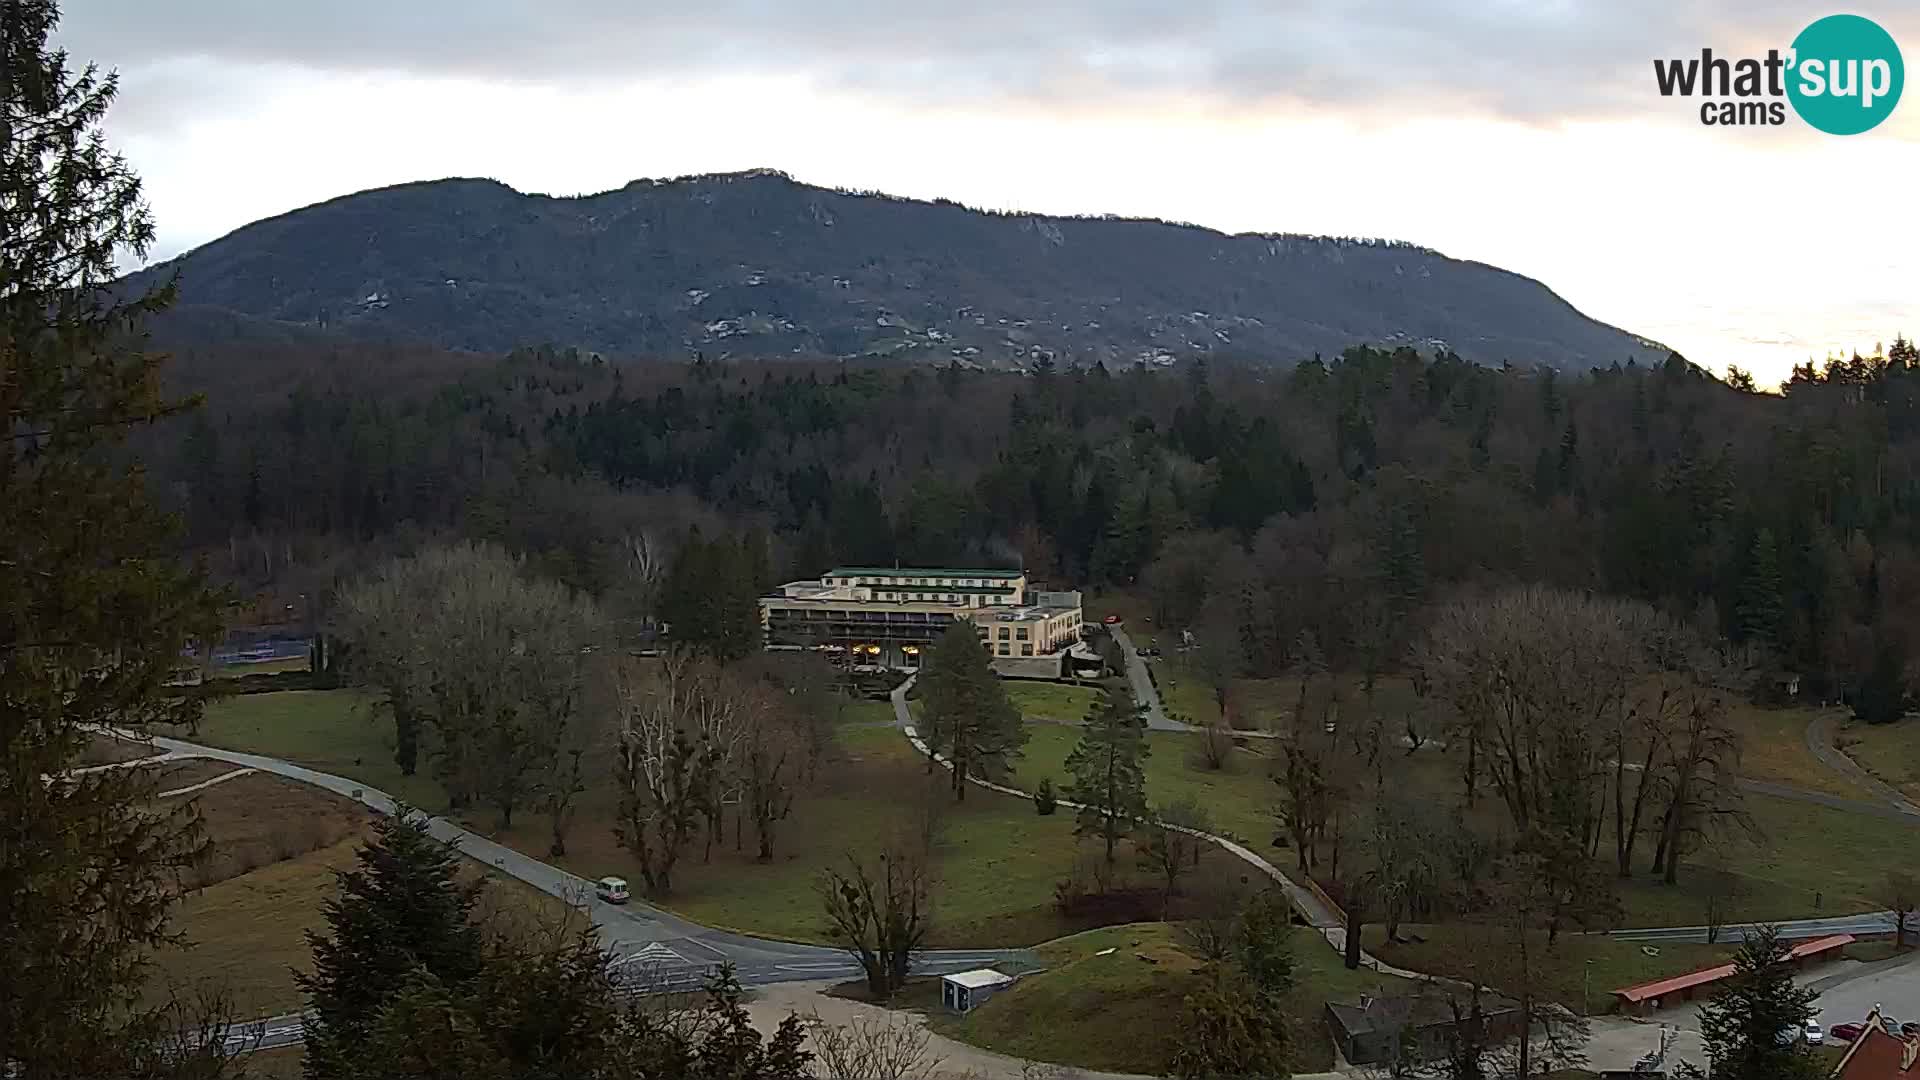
[818,846,933,1000]
[612,651,721,895]
[337,542,601,832]
[805,1010,942,1080]
[1138,797,1212,916]
[1885,871,1918,950]
[1416,586,1645,849]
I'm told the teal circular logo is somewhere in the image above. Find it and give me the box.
[1788,14,1904,135]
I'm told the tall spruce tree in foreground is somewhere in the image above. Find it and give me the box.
[1,2,231,1075]
[1064,685,1150,863]
[307,814,814,1080]
[918,621,1024,799]
[1678,925,1820,1080]
[300,810,485,1079]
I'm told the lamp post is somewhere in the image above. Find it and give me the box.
[1584,959,1594,1017]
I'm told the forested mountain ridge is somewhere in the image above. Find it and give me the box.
[134,169,1663,370]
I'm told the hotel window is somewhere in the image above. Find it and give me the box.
[1016,627,1029,639]
[1020,644,1033,656]
[997,644,1010,656]
[997,627,1010,639]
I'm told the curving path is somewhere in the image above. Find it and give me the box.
[101,730,1028,1053]
[1806,712,1920,821]
[887,678,1441,988]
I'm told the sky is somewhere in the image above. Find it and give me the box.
[55,1,1920,387]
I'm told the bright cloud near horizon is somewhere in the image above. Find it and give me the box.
[58,1,1920,386]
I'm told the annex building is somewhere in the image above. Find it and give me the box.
[760,567,1084,677]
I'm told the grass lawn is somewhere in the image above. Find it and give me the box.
[1835,716,1920,804]
[189,689,449,811]
[189,691,1150,946]
[150,838,361,1016]
[642,725,1153,946]
[1727,704,1868,798]
[909,921,1413,1075]
[837,698,896,726]
[1145,657,1423,735]
[1611,789,1909,927]
[1005,681,1102,724]
[1008,724,1278,846]
[1365,923,1732,1015]
[1007,717,1908,929]
[236,1047,305,1079]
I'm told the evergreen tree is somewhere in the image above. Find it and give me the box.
[1235,890,1297,1004]
[918,621,1025,800]
[1063,686,1151,863]
[300,810,485,1079]
[1169,971,1292,1080]
[1380,498,1425,617]
[1,4,232,1075]
[1853,638,1907,724]
[1685,926,1819,1080]
[658,528,762,661]
[1736,529,1786,653]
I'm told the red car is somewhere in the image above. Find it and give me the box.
[1102,614,1121,625]
[1829,1022,1864,1043]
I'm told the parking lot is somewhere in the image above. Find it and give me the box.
[1811,951,1920,1037]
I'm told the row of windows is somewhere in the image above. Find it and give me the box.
[994,643,1036,657]
[843,575,1011,588]
[875,591,1006,604]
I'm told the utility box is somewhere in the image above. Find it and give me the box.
[941,969,1015,1013]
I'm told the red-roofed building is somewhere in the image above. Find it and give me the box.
[1609,934,1854,1015]
[1831,1007,1920,1078]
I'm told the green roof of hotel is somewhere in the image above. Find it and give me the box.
[826,567,1025,579]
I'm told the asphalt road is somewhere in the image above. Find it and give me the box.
[1107,624,1192,732]
[1608,911,1909,944]
[128,733,1027,1054]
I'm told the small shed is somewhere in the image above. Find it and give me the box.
[941,968,1015,1013]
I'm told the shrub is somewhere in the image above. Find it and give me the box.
[1035,777,1058,816]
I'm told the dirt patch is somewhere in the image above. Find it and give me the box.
[81,734,160,765]
[150,759,249,793]
[181,773,371,889]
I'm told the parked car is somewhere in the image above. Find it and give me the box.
[1903,1021,1920,1038]
[594,876,629,904]
[1882,1016,1905,1037]
[1136,647,1150,656]
[1804,1019,1824,1044]
[1102,614,1121,625]
[1830,1022,1865,1042]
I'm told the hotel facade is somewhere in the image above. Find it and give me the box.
[760,567,1084,677]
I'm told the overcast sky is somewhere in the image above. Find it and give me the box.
[56,1,1919,385]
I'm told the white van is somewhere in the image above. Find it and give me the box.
[594,876,629,904]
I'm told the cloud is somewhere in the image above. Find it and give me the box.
[55,0,1920,129]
